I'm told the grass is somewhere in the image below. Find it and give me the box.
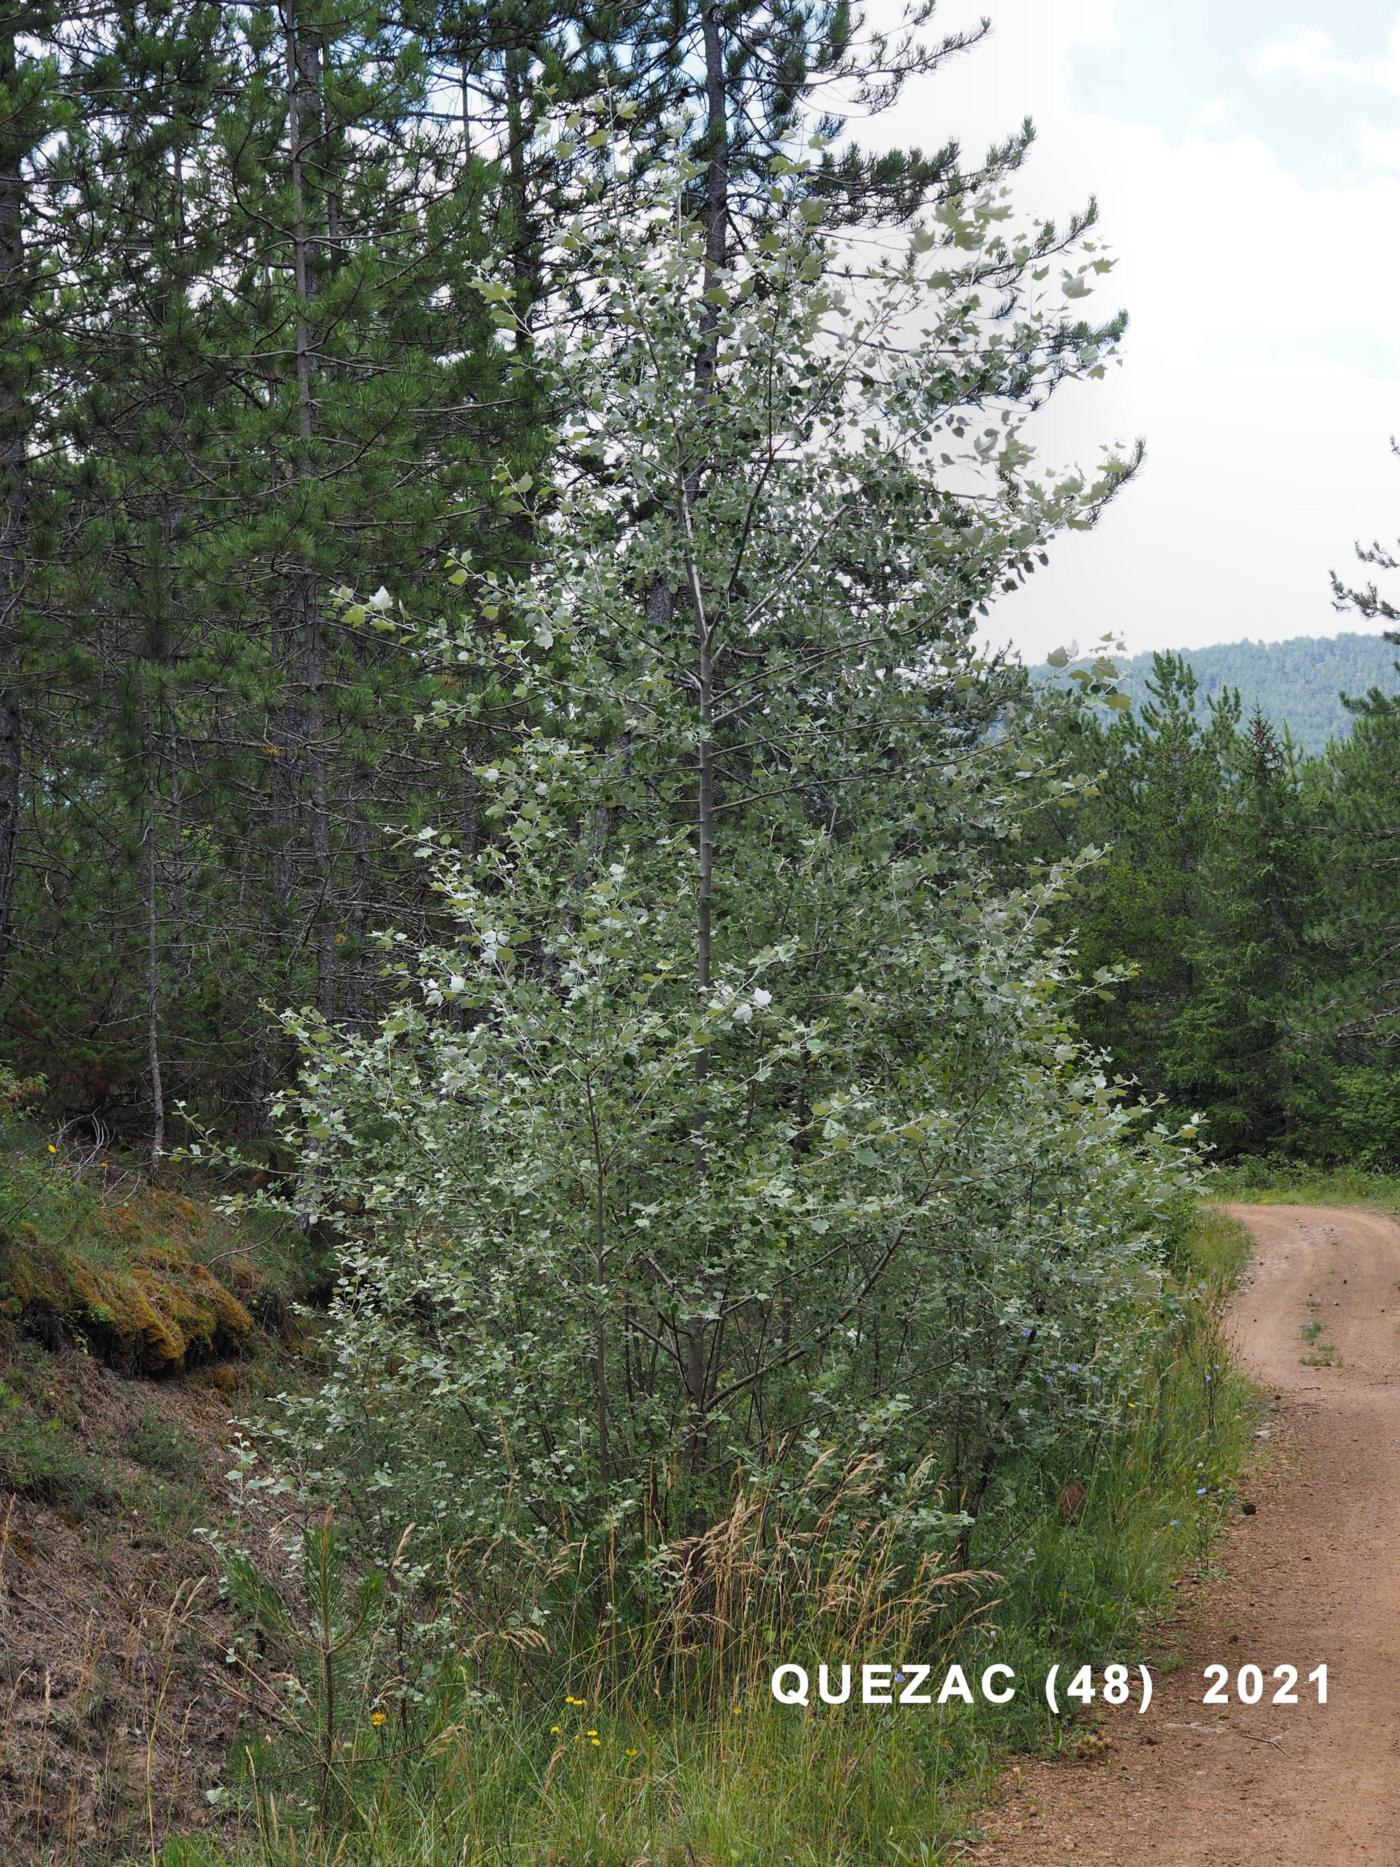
[150,1202,1258,1867]
[0,1376,116,1512]
[0,1335,212,1523]
[1212,1156,1400,1213]
[0,1522,213,1867]
[963,1203,1255,1720]
[133,1473,210,1539]
[1299,1317,1341,1367]
[128,1403,205,1482]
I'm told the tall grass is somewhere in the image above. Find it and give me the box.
[966,1204,1253,1725]
[0,1501,213,1867]
[151,1206,1255,1867]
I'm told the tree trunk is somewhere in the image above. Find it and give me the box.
[144,790,165,1175]
[697,2,730,393]
[143,506,177,1173]
[503,46,535,337]
[286,0,335,1017]
[680,2,732,1476]
[344,802,370,1025]
[0,25,27,995]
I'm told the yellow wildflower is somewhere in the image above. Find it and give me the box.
[47,1144,56,1154]
[371,1712,386,1728]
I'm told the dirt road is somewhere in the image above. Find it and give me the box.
[980,1203,1400,1866]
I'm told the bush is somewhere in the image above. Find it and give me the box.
[128,1403,204,1481]
[169,1209,1253,1867]
[0,1381,115,1511]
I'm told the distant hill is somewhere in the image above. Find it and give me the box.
[1034,632,1400,753]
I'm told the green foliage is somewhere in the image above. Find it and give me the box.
[219,1514,397,1835]
[1036,647,1400,1165]
[0,0,1003,1147]
[1212,1158,1400,1210]
[164,1207,1251,1865]
[200,116,1198,1704]
[1,0,544,1132]
[0,8,1316,1858]
[0,1376,115,1511]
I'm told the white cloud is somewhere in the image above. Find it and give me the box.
[1355,120,1400,171]
[1251,17,1400,94]
[1252,27,1356,85]
[857,0,1400,662]
[1186,96,1232,134]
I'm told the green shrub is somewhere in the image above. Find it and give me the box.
[128,1402,204,1481]
[0,1386,115,1511]
[169,1208,1252,1867]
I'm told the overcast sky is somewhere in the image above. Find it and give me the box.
[857,0,1400,663]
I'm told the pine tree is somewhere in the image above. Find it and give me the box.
[4,3,541,1130]
[0,9,70,995]
[1044,654,1234,1110]
[1305,478,1400,1158]
[1334,487,1400,718]
[1164,711,1317,1152]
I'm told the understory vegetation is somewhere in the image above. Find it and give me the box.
[1214,1158,1400,1211]
[140,1206,1251,1867]
[0,1102,1253,1865]
[0,1073,311,1373]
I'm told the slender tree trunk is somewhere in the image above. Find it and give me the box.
[0,25,27,995]
[502,47,534,337]
[585,1078,611,1486]
[306,598,335,1017]
[0,684,17,996]
[140,498,176,1175]
[344,802,370,1025]
[286,0,335,1016]
[691,0,729,987]
[144,790,165,1175]
[697,2,730,392]
[679,2,732,1476]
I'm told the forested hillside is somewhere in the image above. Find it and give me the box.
[1037,631,1400,751]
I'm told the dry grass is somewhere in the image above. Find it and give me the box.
[0,1530,212,1862]
[0,1341,269,1864]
